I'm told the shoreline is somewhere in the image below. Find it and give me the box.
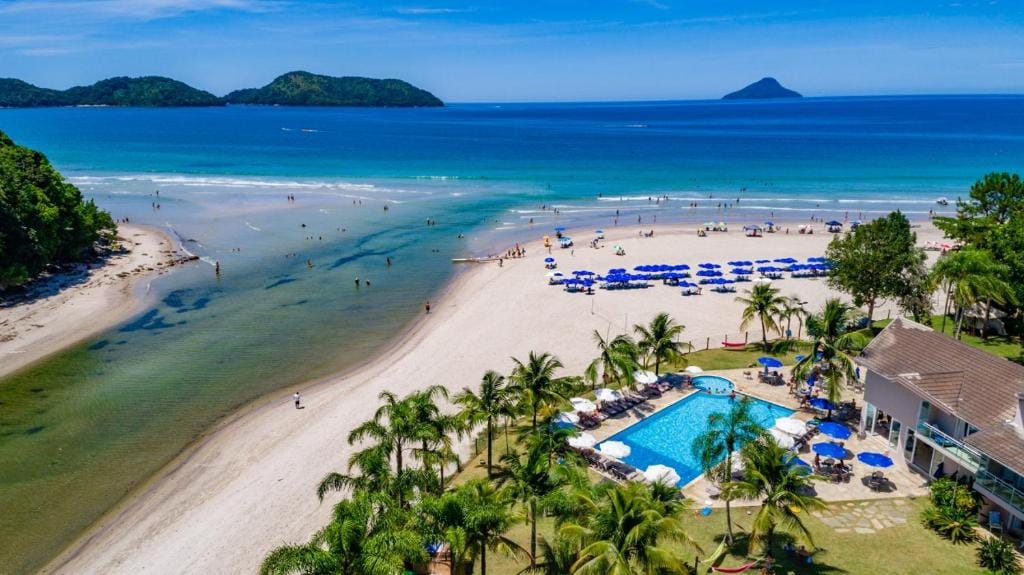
[0,224,189,381]
[45,217,946,574]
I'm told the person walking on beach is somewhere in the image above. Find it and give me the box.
[293,392,302,409]
[425,301,431,314]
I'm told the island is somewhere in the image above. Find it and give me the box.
[0,76,222,107]
[722,77,802,100]
[223,71,443,107]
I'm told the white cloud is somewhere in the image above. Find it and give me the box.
[393,6,475,15]
[0,0,279,21]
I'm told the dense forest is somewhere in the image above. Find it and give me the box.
[0,130,115,288]
[223,71,444,107]
[0,76,222,108]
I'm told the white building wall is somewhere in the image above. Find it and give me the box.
[862,370,924,451]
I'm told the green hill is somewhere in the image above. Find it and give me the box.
[0,76,222,107]
[723,77,802,100]
[0,130,115,288]
[223,71,443,107]
[0,79,66,107]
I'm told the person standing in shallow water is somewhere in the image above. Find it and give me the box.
[425,301,431,314]
[293,392,301,409]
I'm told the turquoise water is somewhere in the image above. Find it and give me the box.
[598,392,793,486]
[691,375,736,395]
[1,96,1023,573]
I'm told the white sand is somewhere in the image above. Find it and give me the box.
[0,225,180,380]
[47,221,946,574]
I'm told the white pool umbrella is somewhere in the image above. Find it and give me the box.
[643,464,681,486]
[775,417,808,436]
[570,397,598,413]
[555,412,579,425]
[599,441,631,459]
[634,370,658,385]
[568,432,596,449]
[769,428,796,449]
[685,365,704,374]
[595,388,623,402]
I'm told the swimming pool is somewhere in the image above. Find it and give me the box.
[691,375,735,394]
[596,392,794,486]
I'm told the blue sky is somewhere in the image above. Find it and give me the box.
[0,0,1022,101]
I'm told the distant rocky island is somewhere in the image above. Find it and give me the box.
[722,77,802,100]
[0,71,443,108]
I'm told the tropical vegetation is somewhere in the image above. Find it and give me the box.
[0,76,222,107]
[735,283,786,349]
[224,71,443,107]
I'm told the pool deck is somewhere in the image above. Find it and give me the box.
[585,366,930,505]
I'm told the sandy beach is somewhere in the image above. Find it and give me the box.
[46,220,947,574]
[0,224,183,380]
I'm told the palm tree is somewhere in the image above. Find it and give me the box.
[779,295,807,339]
[510,351,566,432]
[407,385,458,489]
[691,397,764,543]
[736,284,787,350]
[792,298,864,411]
[560,482,700,574]
[526,536,579,575]
[455,370,514,478]
[633,312,690,375]
[584,330,639,389]
[723,440,826,557]
[931,248,1016,339]
[348,390,417,477]
[496,443,566,568]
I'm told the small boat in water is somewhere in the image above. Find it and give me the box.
[936,197,949,206]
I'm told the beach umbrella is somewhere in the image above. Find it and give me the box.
[555,412,579,425]
[730,268,754,275]
[599,441,631,459]
[775,417,808,436]
[790,458,812,472]
[674,264,691,270]
[643,464,681,486]
[755,259,771,263]
[809,397,836,412]
[812,442,847,459]
[857,452,894,468]
[758,357,783,369]
[554,226,566,231]
[764,221,775,226]
[696,270,723,277]
[567,432,597,449]
[685,365,703,374]
[544,257,555,263]
[774,257,798,264]
[769,428,796,449]
[818,422,852,440]
[826,220,842,226]
[634,370,658,385]
[595,229,604,234]
[699,262,721,269]
[595,388,622,402]
[570,397,598,413]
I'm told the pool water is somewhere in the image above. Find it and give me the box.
[597,392,794,486]
[691,375,735,395]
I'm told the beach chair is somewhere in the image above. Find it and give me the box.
[990,511,1004,535]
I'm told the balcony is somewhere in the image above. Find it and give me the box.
[915,421,982,472]
[975,469,1024,514]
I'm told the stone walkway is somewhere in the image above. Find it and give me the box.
[810,498,911,534]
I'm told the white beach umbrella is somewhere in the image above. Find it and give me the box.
[685,365,704,374]
[634,370,658,385]
[568,432,597,449]
[599,441,631,459]
[775,417,808,436]
[769,428,796,449]
[555,411,579,425]
[643,464,681,486]
[595,388,623,402]
[570,397,598,413]
[754,278,773,284]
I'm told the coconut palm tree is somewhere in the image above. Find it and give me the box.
[691,397,764,543]
[407,385,459,489]
[633,312,690,375]
[584,330,640,389]
[931,248,1016,339]
[526,536,579,575]
[496,443,566,568]
[348,390,417,476]
[723,440,826,557]
[736,284,787,350]
[510,351,566,432]
[779,295,807,339]
[560,481,700,575]
[455,370,515,478]
[792,298,864,410]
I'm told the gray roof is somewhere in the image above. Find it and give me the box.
[859,318,1024,473]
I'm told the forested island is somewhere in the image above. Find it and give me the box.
[0,130,115,288]
[0,72,444,108]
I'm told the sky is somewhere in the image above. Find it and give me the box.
[0,0,1022,102]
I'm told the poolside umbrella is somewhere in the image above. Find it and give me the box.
[544,257,555,263]
[758,357,783,373]
[555,412,579,425]
[567,432,597,449]
[769,428,796,449]
[818,422,852,440]
[570,397,598,413]
[812,442,847,459]
[600,441,631,459]
[685,365,703,374]
[595,388,623,402]
[794,355,805,362]
[634,370,658,385]
[857,452,894,468]
[775,417,808,436]
[809,397,836,412]
[643,464,681,486]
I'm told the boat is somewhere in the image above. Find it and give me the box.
[936,197,949,206]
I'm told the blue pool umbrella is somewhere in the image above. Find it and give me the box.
[758,357,783,368]
[544,257,555,263]
[794,355,805,362]
[812,442,847,459]
[818,422,852,440]
[809,397,836,411]
[857,452,894,468]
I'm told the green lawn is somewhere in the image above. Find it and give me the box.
[670,342,813,372]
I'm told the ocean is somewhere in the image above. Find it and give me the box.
[1,95,1023,573]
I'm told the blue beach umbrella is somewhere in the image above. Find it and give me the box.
[595,229,603,233]
[826,220,842,226]
[758,357,783,369]
[755,259,771,264]
[554,226,566,232]
[696,269,722,277]
[544,257,555,263]
[818,422,852,440]
[809,397,836,411]
[730,268,753,275]
[812,442,848,459]
[857,452,894,468]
